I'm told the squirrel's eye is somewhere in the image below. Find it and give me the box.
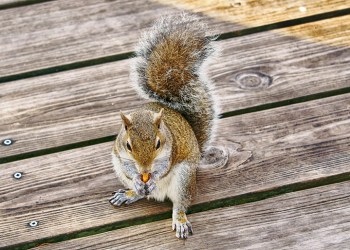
[126,141,132,152]
[156,139,161,150]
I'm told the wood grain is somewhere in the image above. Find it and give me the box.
[0,0,348,77]
[1,94,350,248]
[33,180,350,250]
[1,15,350,158]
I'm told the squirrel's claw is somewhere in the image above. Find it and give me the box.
[146,178,157,194]
[109,189,143,206]
[173,219,193,239]
[133,177,147,196]
[172,210,193,239]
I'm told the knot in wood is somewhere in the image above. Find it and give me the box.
[200,146,228,169]
[232,71,272,90]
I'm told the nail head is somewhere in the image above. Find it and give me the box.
[13,172,23,179]
[2,139,13,146]
[28,220,39,227]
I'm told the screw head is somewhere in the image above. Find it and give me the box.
[2,139,13,146]
[28,220,39,227]
[13,172,23,179]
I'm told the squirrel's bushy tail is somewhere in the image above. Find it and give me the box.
[131,13,218,152]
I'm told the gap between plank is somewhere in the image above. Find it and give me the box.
[216,7,350,40]
[220,87,350,118]
[0,7,349,84]
[0,0,55,10]
[10,172,350,250]
[1,88,350,165]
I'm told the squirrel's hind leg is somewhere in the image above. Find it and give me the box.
[168,161,197,239]
[109,189,143,206]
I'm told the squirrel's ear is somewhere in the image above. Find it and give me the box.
[120,111,132,129]
[153,108,164,128]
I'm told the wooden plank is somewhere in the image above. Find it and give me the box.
[33,180,350,250]
[0,0,348,77]
[210,15,350,110]
[34,182,350,249]
[1,15,350,158]
[1,94,350,248]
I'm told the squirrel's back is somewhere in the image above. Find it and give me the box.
[131,13,218,153]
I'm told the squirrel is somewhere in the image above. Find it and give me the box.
[109,13,218,239]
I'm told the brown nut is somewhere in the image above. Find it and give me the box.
[141,173,151,183]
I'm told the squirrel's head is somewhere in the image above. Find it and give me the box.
[119,108,166,173]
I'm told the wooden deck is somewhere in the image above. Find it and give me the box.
[1,0,350,249]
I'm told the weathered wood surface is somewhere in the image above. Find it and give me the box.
[34,180,350,250]
[0,0,348,77]
[157,0,350,38]
[1,93,350,248]
[1,15,350,158]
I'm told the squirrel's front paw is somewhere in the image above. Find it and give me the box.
[172,210,193,239]
[109,189,143,206]
[145,178,157,195]
[133,175,157,196]
[133,176,147,195]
